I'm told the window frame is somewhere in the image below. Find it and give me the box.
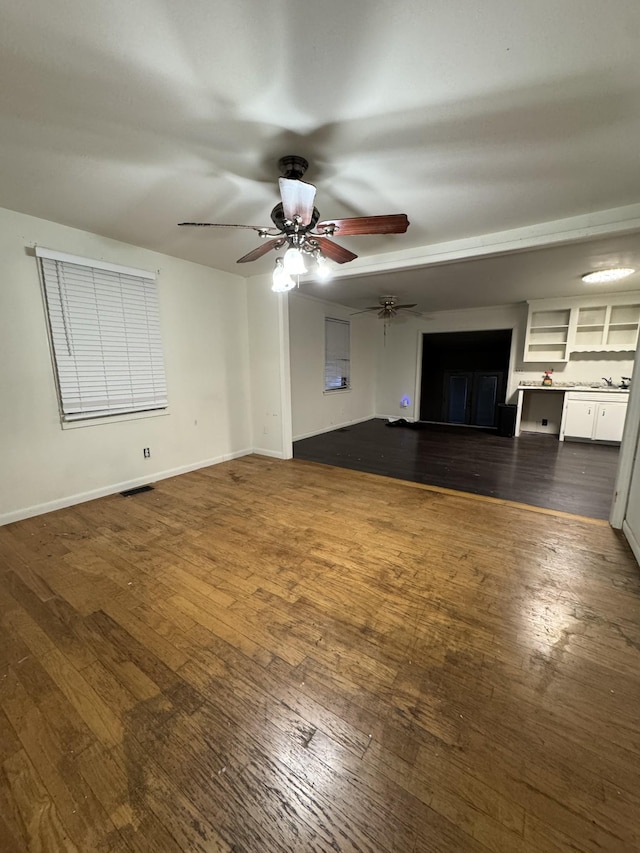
[36,247,168,424]
[324,316,351,392]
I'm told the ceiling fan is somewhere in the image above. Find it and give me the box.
[351,296,421,320]
[179,155,410,291]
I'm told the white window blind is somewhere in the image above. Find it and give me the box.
[36,248,168,421]
[324,317,350,390]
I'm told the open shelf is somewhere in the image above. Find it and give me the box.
[525,297,640,362]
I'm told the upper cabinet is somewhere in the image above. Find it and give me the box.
[525,307,571,362]
[524,293,640,362]
[573,303,640,352]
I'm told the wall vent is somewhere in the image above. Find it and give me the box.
[120,485,154,497]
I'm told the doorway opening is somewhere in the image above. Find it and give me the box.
[419,329,512,427]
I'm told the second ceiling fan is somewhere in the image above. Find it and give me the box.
[179,155,410,290]
[351,296,421,320]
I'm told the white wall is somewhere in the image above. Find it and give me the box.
[376,302,636,421]
[515,355,635,388]
[289,292,377,440]
[375,304,522,420]
[0,206,253,524]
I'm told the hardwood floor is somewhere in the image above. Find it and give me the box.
[294,419,621,519]
[1,455,639,851]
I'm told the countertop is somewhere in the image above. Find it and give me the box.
[517,384,630,393]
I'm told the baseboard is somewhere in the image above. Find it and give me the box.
[0,448,253,526]
[375,413,416,422]
[251,447,288,459]
[622,520,640,567]
[293,415,375,442]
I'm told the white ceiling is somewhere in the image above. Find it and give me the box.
[2,0,640,311]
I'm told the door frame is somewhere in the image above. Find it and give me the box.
[610,345,640,529]
[416,329,512,424]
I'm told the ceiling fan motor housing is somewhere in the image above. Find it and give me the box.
[278,155,309,180]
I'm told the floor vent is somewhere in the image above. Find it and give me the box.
[120,485,154,497]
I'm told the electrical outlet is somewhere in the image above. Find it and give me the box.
[541,419,548,426]
[143,447,150,458]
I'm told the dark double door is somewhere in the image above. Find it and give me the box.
[444,371,503,427]
[419,329,512,428]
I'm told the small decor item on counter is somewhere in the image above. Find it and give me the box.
[542,370,553,386]
[621,376,632,389]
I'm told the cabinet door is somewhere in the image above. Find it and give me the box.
[593,402,627,442]
[564,400,595,438]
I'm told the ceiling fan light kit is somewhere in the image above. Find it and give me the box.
[271,258,297,293]
[315,254,332,281]
[178,155,410,294]
[282,246,307,275]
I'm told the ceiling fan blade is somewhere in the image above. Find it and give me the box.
[178,222,272,231]
[236,238,285,263]
[315,237,358,264]
[395,303,418,309]
[278,178,317,226]
[350,306,381,315]
[316,214,409,237]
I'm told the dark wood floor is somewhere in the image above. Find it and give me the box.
[1,456,639,851]
[294,419,621,519]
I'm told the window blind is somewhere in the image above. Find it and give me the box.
[324,317,350,390]
[37,249,168,421]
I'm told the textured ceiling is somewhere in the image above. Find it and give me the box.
[2,0,640,309]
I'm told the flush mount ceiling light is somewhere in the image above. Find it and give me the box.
[581,268,636,284]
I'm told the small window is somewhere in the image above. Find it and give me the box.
[324,317,350,391]
[36,247,168,422]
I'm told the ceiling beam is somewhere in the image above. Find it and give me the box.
[305,202,640,282]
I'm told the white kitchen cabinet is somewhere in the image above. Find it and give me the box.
[563,399,596,439]
[573,303,640,352]
[593,401,628,442]
[523,308,571,362]
[560,392,629,442]
[524,294,640,363]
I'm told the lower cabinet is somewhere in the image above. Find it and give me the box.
[563,400,595,438]
[593,401,628,441]
[561,392,628,442]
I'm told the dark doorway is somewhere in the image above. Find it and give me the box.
[420,329,512,427]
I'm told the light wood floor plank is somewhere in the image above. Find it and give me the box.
[1,455,639,851]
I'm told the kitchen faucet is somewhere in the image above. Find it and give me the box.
[602,377,614,386]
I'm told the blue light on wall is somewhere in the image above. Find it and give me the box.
[400,396,411,408]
